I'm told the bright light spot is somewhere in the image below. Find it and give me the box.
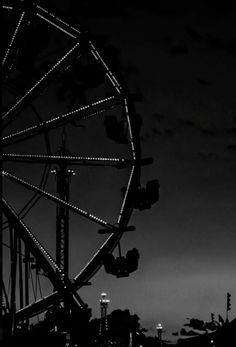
[156,323,163,330]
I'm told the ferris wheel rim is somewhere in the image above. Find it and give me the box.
[2,0,142,322]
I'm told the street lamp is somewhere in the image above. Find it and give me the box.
[156,323,163,346]
[100,292,110,307]
[99,292,110,338]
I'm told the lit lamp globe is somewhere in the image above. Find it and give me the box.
[156,323,163,339]
[100,292,110,305]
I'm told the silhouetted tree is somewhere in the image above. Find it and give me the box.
[89,309,148,346]
[174,315,224,341]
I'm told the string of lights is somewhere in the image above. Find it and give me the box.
[2,11,26,67]
[3,96,120,146]
[3,170,114,229]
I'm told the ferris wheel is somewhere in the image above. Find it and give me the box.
[2,0,159,343]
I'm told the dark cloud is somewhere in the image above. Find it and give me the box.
[165,129,174,136]
[41,0,236,21]
[200,128,216,136]
[169,44,189,55]
[227,144,236,151]
[152,113,166,123]
[141,132,152,143]
[196,79,210,86]
[198,152,217,160]
[184,17,236,57]
[226,127,236,135]
[159,36,176,48]
[65,0,163,18]
[141,127,174,142]
[151,127,162,136]
[185,25,204,41]
[122,65,139,78]
[206,35,225,51]
[146,114,176,140]
[67,0,129,18]
[204,0,233,11]
[145,114,219,143]
[225,39,236,55]
[182,119,197,128]
[180,119,217,136]
[147,114,236,145]
[189,32,236,56]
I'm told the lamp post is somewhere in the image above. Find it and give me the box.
[99,292,110,346]
[156,323,163,346]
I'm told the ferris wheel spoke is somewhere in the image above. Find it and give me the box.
[3,95,120,146]
[3,153,152,169]
[2,10,29,78]
[2,198,64,288]
[2,153,123,166]
[3,171,117,230]
[35,4,81,39]
[3,42,83,128]
[16,291,60,321]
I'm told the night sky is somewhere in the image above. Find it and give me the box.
[3,0,236,342]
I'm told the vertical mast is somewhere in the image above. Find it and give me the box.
[52,128,75,279]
